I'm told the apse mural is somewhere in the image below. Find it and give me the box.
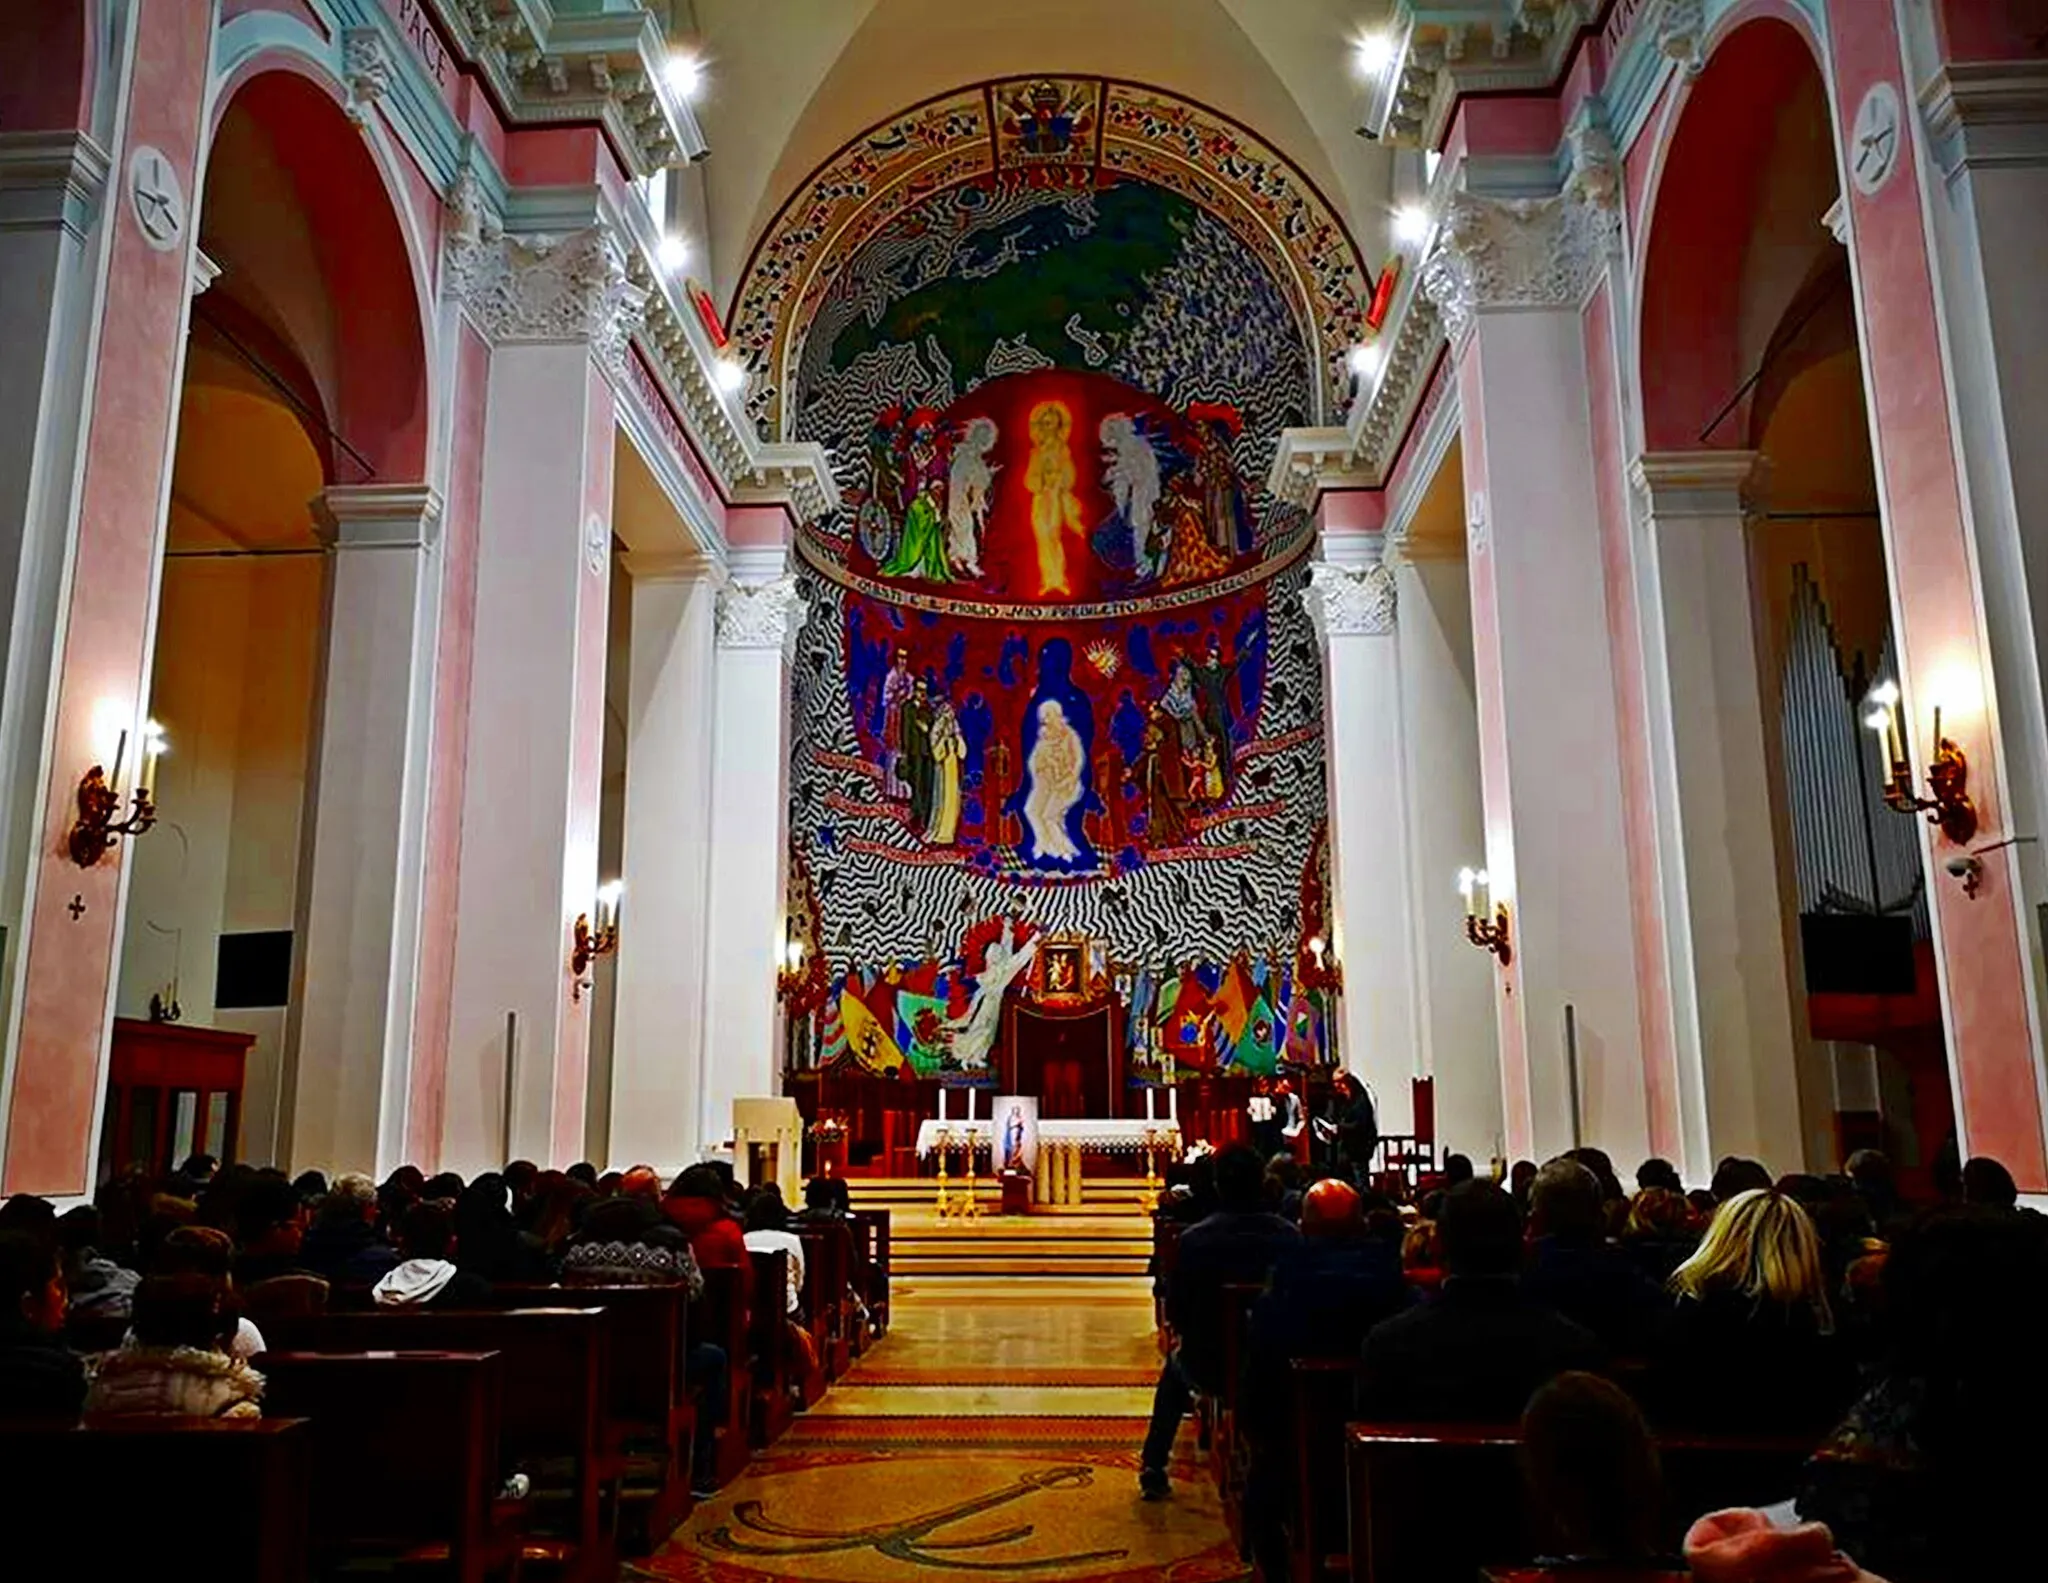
[774,127,1342,1082]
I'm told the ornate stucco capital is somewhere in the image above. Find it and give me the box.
[1420,174,1621,348]
[1301,560,1397,645]
[443,211,648,380]
[716,574,809,658]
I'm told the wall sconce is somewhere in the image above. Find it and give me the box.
[776,935,809,1001]
[1864,681,1977,846]
[569,880,622,1001]
[1458,866,1513,966]
[68,717,165,868]
[1299,932,1344,992]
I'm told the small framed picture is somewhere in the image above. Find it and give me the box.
[1037,937,1088,1004]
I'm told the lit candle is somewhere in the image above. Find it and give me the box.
[1169,1086,1179,1126]
[1457,866,1477,920]
[938,1086,948,1122]
[1474,871,1491,918]
[597,879,623,931]
[1145,1086,1156,1122]
[108,728,127,793]
[140,724,165,800]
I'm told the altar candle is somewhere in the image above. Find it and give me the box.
[1145,1087,1155,1122]
[1169,1086,1179,1126]
[938,1086,948,1122]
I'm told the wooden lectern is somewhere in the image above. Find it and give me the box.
[732,1097,804,1198]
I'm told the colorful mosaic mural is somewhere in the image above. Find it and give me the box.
[727,77,1372,437]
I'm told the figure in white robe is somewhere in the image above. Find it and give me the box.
[1022,700,1085,862]
[949,920,1039,1070]
[946,417,998,577]
[1100,413,1162,580]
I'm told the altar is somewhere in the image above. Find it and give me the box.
[915,1117,1181,1208]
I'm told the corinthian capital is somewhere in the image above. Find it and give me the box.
[444,218,648,377]
[1420,169,1621,347]
[716,575,809,657]
[1301,561,1397,644]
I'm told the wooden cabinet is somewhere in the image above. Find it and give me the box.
[99,1019,254,1181]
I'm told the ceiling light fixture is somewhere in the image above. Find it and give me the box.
[1353,33,1396,77]
[663,54,703,100]
[656,233,690,272]
[1347,343,1381,380]
[1393,205,1431,246]
[714,358,747,393]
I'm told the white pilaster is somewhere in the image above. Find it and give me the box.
[607,551,720,1173]
[1304,540,1421,1136]
[283,485,443,1177]
[1425,167,1652,1167]
[1631,454,1811,1177]
[1393,554,1503,1161]
[700,558,805,1156]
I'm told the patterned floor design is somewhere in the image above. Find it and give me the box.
[638,1279,1245,1583]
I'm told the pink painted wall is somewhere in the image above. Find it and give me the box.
[726,504,793,550]
[506,127,605,189]
[2,2,214,1195]
[1824,0,2047,1184]
[410,323,491,1169]
[1935,0,2048,62]
[1582,283,1680,1158]
[1454,339,1533,1159]
[0,0,93,134]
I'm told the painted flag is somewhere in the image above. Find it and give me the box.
[1234,993,1280,1075]
[894,991,952,1076]
[839,987,906,1075]
[1213,955,1258,1044]
[1168,974,1218,1071]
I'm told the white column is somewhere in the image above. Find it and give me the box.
[699,559,805,1156]
[1425,182,1651,1167]
[1393,553,1503,1161]
[1304,540,1421,1137]
[282,485,442,1177]
[607,551,719,1174]
[1631,454,1810,1177]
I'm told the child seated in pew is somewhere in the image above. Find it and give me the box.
[373,1202,492,1308]
[1520,1372,1681,1571]
[85,1273,263,1419]
[0,1230,87,1420]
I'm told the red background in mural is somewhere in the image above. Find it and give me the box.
[849,368,1251,605]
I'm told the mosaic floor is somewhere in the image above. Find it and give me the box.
[638,1277,1247,1583]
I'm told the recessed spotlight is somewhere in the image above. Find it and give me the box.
[714,358,747,393]
[664,54,703,99]
[1353,33,1396,76]
[656,233,690,272]
[1348,343,1381,380]
[1393,206,1431,246]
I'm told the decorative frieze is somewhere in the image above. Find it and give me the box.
[1369,2,1599,147]
[716,575,809,656]
[1302,560,1397,642]
[1269,428,1371,510]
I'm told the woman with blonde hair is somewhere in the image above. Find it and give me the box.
[1653,1189,1856,1434]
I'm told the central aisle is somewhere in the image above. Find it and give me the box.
[642,1276,1248,1582]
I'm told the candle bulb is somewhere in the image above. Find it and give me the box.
[108,727,127,793]
[1457,866,1477,920]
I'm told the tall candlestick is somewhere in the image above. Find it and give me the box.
[938,1086,948,1122]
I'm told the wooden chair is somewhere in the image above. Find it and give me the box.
[0,1417,312,1581]
[258,1349,524,1582]
[263,1307,618,1583]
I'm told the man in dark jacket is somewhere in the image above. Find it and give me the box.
[0,1231,87,1420]
[1359,1179,1600,1422]
[1521,1158,1662,1355]
[1139,1144,1299,1498]
[298,1174,401,1287]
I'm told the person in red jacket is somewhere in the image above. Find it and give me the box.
[663,1165,754,1306]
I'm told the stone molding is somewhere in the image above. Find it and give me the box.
[1656,0,1707,79]
[0,130,111,240]
[1371,1,1599,148]
[1918,61,2048,179]
[1630,451,1769,523]
[735,441,842,526]
[715,574,808,655]
[443,193,647,379]
[313,484,445,550]
[1302,560,1397,642]
[622,550,722,586]
[1269,428,1373,510]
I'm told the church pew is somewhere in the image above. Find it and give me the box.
[258,1349,523,1582]
[1344,1422,1822,1583]
[798,1223,852,1378]
[1208,1279,1265,1503]
[0,1417,311,1580]
[851,1208,891,1335]
[1287,1357,1364,1583]
[261,1306,618,1583]
[692,1265,754,1487]
[748,1250,798,1444]
[487,1282,696,1551]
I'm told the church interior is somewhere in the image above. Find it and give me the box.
[2,2,2047,1579]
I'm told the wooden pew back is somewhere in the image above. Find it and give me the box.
[1346,1423,1821,1583]
[1288,1357,1363,1583]
[0,1418,312,1581]
[258,1349,509,1579]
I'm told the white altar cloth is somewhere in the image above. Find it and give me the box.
[915,1118,1181,1158]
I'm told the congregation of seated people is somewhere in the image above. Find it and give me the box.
[1144,1137,2048,1583]
[0,1151,883,1571]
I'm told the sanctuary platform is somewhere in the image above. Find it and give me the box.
[848,1178,1154,1281]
